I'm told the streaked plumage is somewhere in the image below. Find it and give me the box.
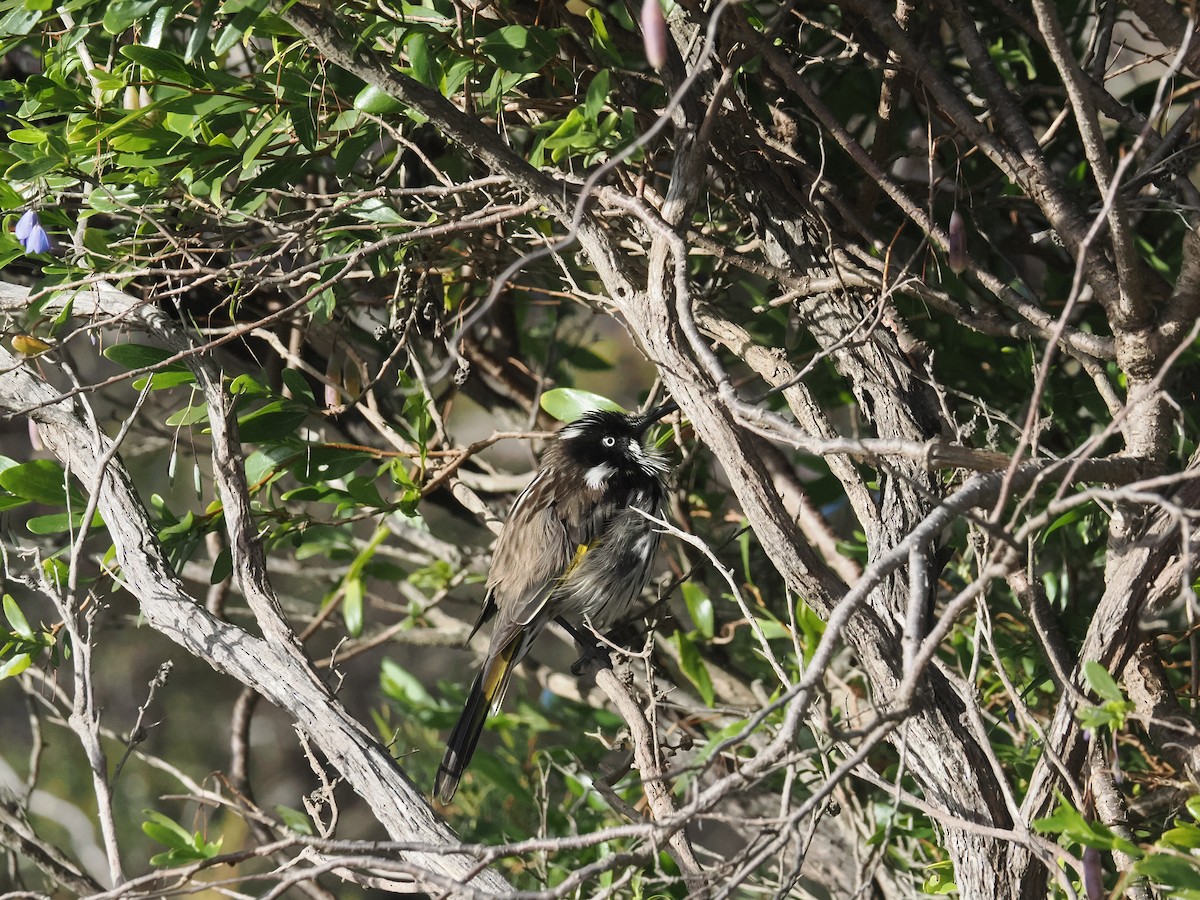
[435,404,674,804]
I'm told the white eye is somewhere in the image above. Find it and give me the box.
[601,436,616,448]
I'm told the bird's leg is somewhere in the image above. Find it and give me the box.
[556,616,612,676]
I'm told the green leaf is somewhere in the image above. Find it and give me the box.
[1161,823,1200,850]
[229,373,271,396]
[1033,794,1143,856]
[0,4,42,36]
[1186,794,1200,822]
[1136,854,1200,891]
[280,368,315,406]
[237,401,306,443]
[104,343,178,369]
[103,0,161,35]
[353,84,406,114]
[1083,661,1124,703]
[0,459,76,506]
[584,69,609,122]
[479,24,561,74]
[185,0,218,62]
[681,582,714,640]
[142,811,223,868]
[166,404,210,427]
[210,548,232,585]
[342,574,364,637]
[134,370,197,390]
[141,811,196,849]
[0,652,33,680]
[27,511,105,535]
[292,447,370,482]
[120,45,199,83]
[213,0,270,56]
[0,496,29,513]
[671,631,714,706]
[405,32,437,87]
[240,113,281,173]
[539,388,624,423]
[42,558,68,590]
[275,804,313,835]
[349,197,408,225]
[4,595,33,641]
[381,658,436,708]
[1041,508,1083,542]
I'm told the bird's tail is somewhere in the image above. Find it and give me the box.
[435,636,520,804]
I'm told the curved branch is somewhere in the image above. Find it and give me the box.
[0,348,508,892]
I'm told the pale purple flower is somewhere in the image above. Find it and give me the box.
[15,209,53,255]
[15,209,36,241]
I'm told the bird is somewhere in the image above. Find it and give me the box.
[434,401,677,804]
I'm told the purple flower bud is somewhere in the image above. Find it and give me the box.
[1082,847,1102,899]
[948,209,968,274]
[641,0,668,70]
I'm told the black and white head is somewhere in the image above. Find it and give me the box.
[555,403,675,489]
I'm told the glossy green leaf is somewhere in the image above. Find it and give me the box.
[682,582,714,640]
[539,387,624,423]
[166,405,209,427]
[141,810,196,849]
[237,401,306,443]
[104,0,161,35]
[479,24,561,74]
[353,84,406,114]
[0,653,33,680]
[27,511,105,535]
[134,370,197,390]
[105,343,185,370]
[0,5,43,35]
[0,459,75,506]
[4,595,33,641]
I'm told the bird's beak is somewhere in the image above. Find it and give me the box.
[634,400,678,433]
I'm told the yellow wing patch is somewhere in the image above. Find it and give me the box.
[564,543,590,577]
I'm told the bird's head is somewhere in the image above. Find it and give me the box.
[554,402,675,487]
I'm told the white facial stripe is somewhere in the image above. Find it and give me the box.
[558,423,586,441]
[585,462,616,490]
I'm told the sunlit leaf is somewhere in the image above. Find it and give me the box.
[540,388,624,423]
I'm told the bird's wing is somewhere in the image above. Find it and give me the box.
[482,472,576,644]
